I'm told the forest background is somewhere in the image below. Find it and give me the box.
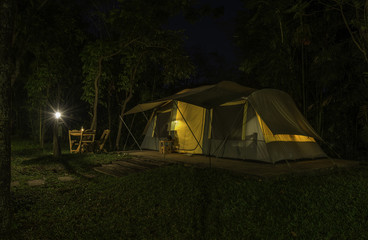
[8,0,368,160]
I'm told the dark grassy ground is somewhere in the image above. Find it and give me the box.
[8,139,368,239]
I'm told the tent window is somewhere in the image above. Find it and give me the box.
[256,113,316,143]
[211,105,243,140]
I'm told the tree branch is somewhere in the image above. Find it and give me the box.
[37,0,49,10]
[339,2,368,63]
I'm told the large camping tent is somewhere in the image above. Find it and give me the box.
[125,81,327,163]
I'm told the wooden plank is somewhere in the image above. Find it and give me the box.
[95,164,140,177]
[94,158,170,177]
[114,160,149,170]
[94,167,126,177]
[123,158,167,168]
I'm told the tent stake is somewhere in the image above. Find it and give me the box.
[119,115,142,151]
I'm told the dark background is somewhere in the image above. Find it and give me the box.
[9,0,368,160]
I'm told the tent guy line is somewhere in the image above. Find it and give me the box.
[119,115,142,151]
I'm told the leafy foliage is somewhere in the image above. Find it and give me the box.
[236,0,368,159]
[80,0,195,147]
[12,0,86,140]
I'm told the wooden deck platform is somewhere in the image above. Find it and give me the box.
[121,150,360,177]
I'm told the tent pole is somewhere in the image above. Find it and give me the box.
[123,113,136,151]
[208,109,212,168]
[174,101,203,151]
[138,105,149,121]
[119,115,142,151]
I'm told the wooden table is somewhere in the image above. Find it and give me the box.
[69,129,96,153]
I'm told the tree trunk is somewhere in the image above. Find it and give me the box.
[300,15,306,116]
[39,106,43,146]
[317,89,323,136]
[0,0,14,236]
[89,39,139,132]
[53,120,61,158]
[41,109,46,149]
[115,53,144,150]
[90,57,103,131]
[115,90,133,150]
[10,57,21,87]
[107,89,112,150]
[53,84,61,158]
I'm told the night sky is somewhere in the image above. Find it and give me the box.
[168,0,243,64]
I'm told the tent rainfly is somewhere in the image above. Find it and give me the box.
[125,81,327,163]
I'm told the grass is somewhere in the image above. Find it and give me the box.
[8,139,368,239]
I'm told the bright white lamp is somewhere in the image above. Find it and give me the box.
[55,112,61,119]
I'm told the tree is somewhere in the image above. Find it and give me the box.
[81,39,138,131]
[235,0,368,158]
[81,0,195,149]
[325,0,368,147]
[326,0,368,64]
[0,0,14,236]
[113,32,194,149]
[236,0,312,103]
[17,0,85,144]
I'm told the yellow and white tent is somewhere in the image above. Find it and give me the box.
[125,81,327,163]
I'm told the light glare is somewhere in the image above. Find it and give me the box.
[55,112,61,119]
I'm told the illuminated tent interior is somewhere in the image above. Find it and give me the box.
[125,81,327,163]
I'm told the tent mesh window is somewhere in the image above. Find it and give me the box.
[211,105,243,140]
[154,112,171,138]
[154,103,173,139]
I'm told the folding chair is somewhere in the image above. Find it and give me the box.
[96,129,111,153]
[69,129,83,153]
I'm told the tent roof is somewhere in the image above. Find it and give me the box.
[125,81,322,140]
[124,101,167,115]
[248,89,321,140]
[125,81,256,115]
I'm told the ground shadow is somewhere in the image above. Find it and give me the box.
[12,148,45,157]
[20,153,100,180]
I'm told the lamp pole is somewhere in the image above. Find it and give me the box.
[53,112,61,158]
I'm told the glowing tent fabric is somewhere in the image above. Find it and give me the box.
[173,101,205,154]
[126,81,327,163]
